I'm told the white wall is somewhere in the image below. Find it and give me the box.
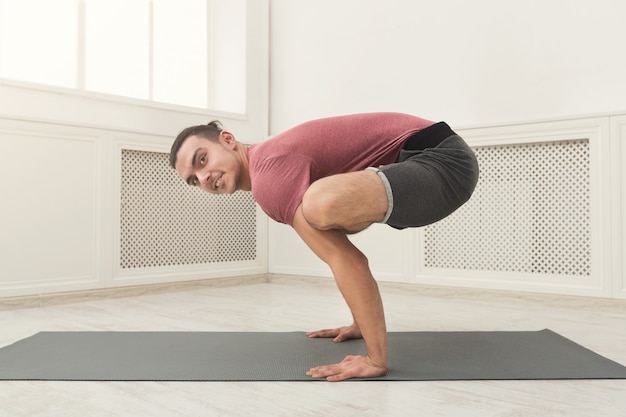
[268,0,626,298]
[269,0,626,130]
[2,0,624,299]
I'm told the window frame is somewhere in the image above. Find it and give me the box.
[0,0,268,141]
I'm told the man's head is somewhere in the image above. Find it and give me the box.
[170,121,250,194]
[169,121,223,169]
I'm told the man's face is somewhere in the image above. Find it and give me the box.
[174,133,242,194]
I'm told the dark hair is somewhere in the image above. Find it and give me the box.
[169,120,223,168]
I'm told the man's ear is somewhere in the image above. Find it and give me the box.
[221,131,237,148]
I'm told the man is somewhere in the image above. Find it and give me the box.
[169,112,479,381]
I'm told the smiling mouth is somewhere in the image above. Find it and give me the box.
[213,174,222,190]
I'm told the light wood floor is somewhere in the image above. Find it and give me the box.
[1,276,625,417]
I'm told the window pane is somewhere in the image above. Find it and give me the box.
[153,0,207,108]
[84,0,150,99]
[213,0,246,113]
[0,0,78,88]
[1,0,249,112]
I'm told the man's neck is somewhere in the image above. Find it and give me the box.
[236,143,252,191]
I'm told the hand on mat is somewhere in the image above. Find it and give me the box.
[306,323,362,343]
[306,355,387,382]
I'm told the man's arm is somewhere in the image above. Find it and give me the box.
[292,204,388,381]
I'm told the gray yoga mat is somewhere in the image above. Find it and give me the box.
[1,329,625,381]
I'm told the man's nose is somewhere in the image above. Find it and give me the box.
[196,170,210,187]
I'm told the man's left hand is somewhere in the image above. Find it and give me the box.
[306,355,388,382]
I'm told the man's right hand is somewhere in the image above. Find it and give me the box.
[306,323,362,343]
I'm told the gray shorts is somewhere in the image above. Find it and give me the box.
[369,122,479,229]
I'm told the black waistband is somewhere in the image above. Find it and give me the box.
[402,121,456,151]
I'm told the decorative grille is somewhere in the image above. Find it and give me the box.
[424,140,591,277]
[120,149,257,269]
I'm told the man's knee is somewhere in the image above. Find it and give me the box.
[301,181,336,230]
[301,171,388,232]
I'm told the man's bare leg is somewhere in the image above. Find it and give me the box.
[301,169,389,233]
[296,171,390,380]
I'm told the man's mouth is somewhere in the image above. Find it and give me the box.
[213,174,222,190]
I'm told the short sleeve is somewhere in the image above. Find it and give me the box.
[250,154,318,226]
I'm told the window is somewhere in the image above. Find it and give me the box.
[0,0,246,113]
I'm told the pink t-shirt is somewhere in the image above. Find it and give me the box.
[247,112,435,225]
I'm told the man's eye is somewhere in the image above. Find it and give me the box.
[200,155,206,165]
[191,178,198,186]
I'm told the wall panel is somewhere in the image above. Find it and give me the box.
[111,134,267,286]
[0,120,101,296]
[0,119,266,297]
[417,117,612,296]
[119,150,257,268]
